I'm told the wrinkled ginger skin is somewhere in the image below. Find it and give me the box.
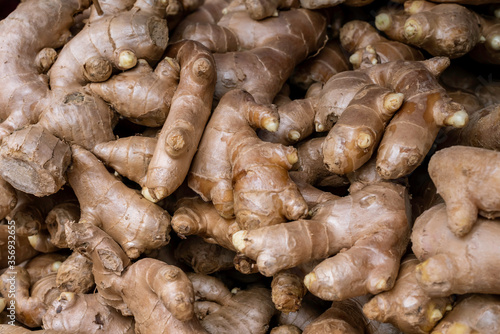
[302,299,367,334]
[175,236,235,274]
[90,57,180,127]
[234,182,410,301]
[65,222,207,334]
[0,267,59,327]
[432,294,500,334]
[412,203,500,296]
[43,292,135,334]
[363,255,452,334]
[93,136,158,188]
[67,145,171,259]
[428,146,500,236]
[188,89,280,218]
[144,40,216,202]
[0,0,91,140]
[56,252,95,294]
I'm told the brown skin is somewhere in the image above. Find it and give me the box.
[233,181,410,301]
[412,203,500,296]
[303,299,368,334]
[175,236,236,274]
[90,57,180,127]
[56,252,95,294]
[363,255,453,334]
[46,202,81,249]
[0,125,71,197]
[340,20,423,70]
[271,325,302,334]
[443,104,500,150]
[0,267,60,327]
[43,292,135,334]
[188,272,275,334]
[272,269,307,313]
[470,15,500,65]
[0,0,91,140]
[428,146,500,236]
[28,229,60,254]
[377,1,482,58]
[294,181,340,209]
[241,0,299,20]
[323,85,404,175]
[25,253,67,286]
[65,222,207,334]
[189,89,307,227]
[0,224,39,269]
[298,0,374,9]
[67,145,171,259]
[172,197,240,251]
[0,177,16,220]
[290,40,350,90]
[432,294,500,334]
[93,136,158,188]
[143,40,216,203]
[278,294,326,330]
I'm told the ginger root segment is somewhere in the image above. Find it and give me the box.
[172,197,240,251]
[90,57,180,127]
[93,136,158,188]
[428,146,500,236]
[412,203,500,296]
[188,272,275,334]
[233,181,409,300]
[43,292,135,334]
[65,222,207,334]
[56,252,94,294]
[323,85,404,175]
[188,89,279,218]
[432,294,500,334]
[67,145,171,259]
[341,20,423,70]
[144,40,216,202]
[0,0,91,140]
[0,225,39,268]
[0,177,16,220]
[0,267,59,327]
[363,255,453,334]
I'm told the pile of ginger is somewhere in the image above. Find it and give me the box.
[0,0,500,333]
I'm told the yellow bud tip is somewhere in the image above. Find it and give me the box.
[52,261,62,272]
[404,19,423,42]
[142,187,159,203]
[479,35,487,43]
[448,322,471,334]
[445,110,468,128]
[366,45,376,54]
[357,132,373,149]
[375,279,387,290]
[0,297,6,313]
[304,272,316,289]
[232,230,248,252]
[288,130,301,142]
[429,308,443,322]
[489,35,500,51]
[118,50,137,70]
[272,10,279,17]
[28,235,39,249]
[222,8,228,15]
[375,13,392,31]
[231,287,241,294]
[446,304,453,311]
[349,53,361,66]
[416,261,431,282]
[287,151,299,165]
[384,92,405,112]
[58,291,76,302]
[263,118,279,132]
[406,1,424,14]
[315,122,325,132]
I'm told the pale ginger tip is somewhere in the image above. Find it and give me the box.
[375,13,392,31]
[356,132,373,149]
[232,230,248,252]
[287,151,299,165]
[52,261,62,272]
[404,19,423,42]
[429,308,443,323]
[315,122,325,132]
[288,130,301,142]
[263,117,279,132]
[374,279,387,291]
[28,234,39,249]
[447,322,471,334]
[303,272,316,289]
[349,53,361,67]
[445,110,468,128]
[142,187,159,203]
[118,50,138,70]
[489,35,500,51]
[384,92,405,112]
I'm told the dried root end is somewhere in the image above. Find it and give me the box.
[193,58,213,78]
[166,128,189,156]
[232,230,248,252]
[118,50,138,70]
[375,13,392,31]
[384,93,405,112]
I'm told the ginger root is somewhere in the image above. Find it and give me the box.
[428,145,500,236]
